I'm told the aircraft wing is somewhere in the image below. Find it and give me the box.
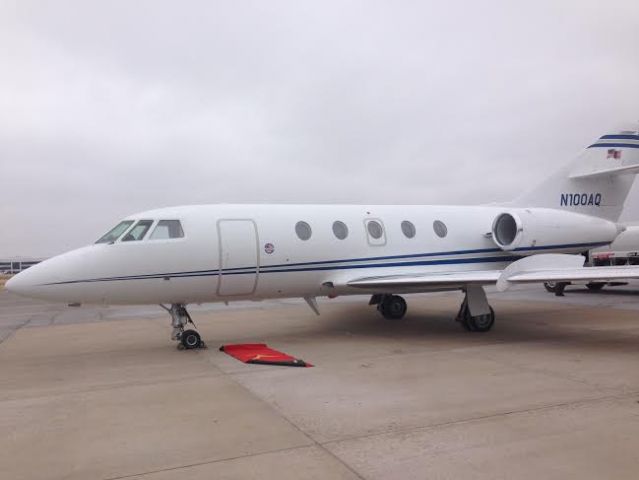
[501,266,639,285]
[342,254,639,292]
[496,254,639,291]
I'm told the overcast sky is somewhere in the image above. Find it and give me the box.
[1,0,639,258]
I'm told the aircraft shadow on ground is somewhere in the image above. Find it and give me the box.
[564,288,639,297]
[248,303,639,355]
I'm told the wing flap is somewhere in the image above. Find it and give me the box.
[346,270,501,290]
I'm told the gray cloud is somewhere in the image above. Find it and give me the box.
[1,0,639,257]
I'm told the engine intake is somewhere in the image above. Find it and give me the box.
[490,208,618,252]
[492,213,522,250]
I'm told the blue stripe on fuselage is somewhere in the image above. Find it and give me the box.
[41,241,605,286]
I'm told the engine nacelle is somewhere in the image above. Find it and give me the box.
[491,208,619,252]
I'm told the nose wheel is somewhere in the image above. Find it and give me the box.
[179,329,202,349]
[161,304,206,350]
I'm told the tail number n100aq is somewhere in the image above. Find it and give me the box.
[560,193,602,206]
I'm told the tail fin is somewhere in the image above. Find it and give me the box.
[514,123,639,221]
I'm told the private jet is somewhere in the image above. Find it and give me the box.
[7,124,639,349]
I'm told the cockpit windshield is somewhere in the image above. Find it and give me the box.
[122,220,154,242]
[95,221,134,244]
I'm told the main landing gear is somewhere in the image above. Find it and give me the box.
[370,294,408,320]
[371,285,496,332]
[455,286,495,332]
[161,303,206,350]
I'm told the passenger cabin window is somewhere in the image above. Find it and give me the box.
[401,220,416,239]
[367,220,383,239]
[121,220,153,242]
[295,221,312,241]
[365,219,386,246]
[95,220,134,244]
[332,221,349,240]
[150,220,185,240]
[433,220,448,238]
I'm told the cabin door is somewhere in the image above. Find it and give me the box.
[217,219,259,296]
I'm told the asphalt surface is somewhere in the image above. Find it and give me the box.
[1,284,638,479]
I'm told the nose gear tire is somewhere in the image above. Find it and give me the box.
[181,329,201,349]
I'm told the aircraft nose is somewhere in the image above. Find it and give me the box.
[4,259,63,299]
[5,270,34,296]
[4,247,95,302]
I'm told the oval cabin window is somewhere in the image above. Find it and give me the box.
[433,220,448,238]
[401,220,416,239]
[295,221,312,241]
[367,220,384,239]
[332,221,349,240]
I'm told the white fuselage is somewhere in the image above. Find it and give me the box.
[7,204,616,305]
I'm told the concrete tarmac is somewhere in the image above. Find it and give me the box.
[1,285,638,479]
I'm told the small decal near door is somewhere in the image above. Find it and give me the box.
[264,243,275,254]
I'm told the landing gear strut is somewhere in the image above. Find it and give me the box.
[161,304,205,349]
[456,286,495,332]
[371,294,408,320]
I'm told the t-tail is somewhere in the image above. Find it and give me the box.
[514,123,639,222]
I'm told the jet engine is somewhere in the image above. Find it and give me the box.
[491,208,620,252]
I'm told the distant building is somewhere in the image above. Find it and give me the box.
[0,259,44,274]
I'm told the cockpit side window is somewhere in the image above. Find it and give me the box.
[149,220,185,240]
[95,220,134,244]
[121,220,154,242]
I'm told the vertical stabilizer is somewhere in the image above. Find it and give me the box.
[514,124,639,221]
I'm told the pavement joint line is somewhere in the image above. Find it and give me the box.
[471,349,632,395]
[0,370,226,403]
[0,341,208,363]
[0,314,38,347]
[219,364,368,480]
[319,389,639,447]
[99,443,313,480]
[207,330,635,379]
[219,344,522,378]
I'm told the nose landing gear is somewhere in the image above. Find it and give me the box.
[161,304,206,349]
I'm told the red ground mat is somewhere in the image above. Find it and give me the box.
[220,344,312,367]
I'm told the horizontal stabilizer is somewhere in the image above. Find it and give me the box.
[569,163,639,179]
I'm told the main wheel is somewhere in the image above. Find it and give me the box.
[543,282,557,293]
[460,305,495,332]
[586,282,605,291]
[470,307,495,332]
[460,313,475,331]
[378,295,407,320]
[181,329,201,349]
